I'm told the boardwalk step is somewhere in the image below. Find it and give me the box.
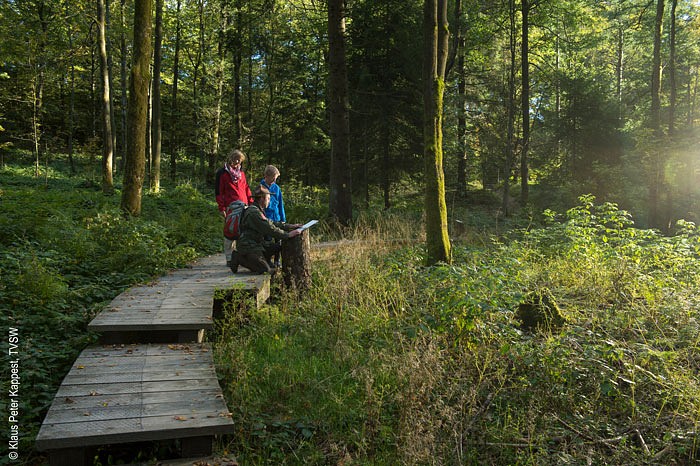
[37,255,272,464]
[35,343,234,462]
[88,255,270,343]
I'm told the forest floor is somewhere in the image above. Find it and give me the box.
[1,157,699,465]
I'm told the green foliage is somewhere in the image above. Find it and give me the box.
[213,195,699,464]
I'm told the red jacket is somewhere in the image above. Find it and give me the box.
[216,169,254,213]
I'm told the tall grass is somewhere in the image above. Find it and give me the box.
[214,196,699,465]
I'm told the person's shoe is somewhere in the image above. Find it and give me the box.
[229,253,239,273]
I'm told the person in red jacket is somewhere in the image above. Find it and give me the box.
[215,149,254,267]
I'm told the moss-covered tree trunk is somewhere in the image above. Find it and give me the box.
[121,0,152,216]
[423,0,451,265]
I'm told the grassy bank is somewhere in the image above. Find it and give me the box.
[213,197,699,465]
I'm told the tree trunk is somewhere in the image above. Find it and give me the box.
[98,0,114,192]
[210,5,227,177]
[615,25,624,124]
[520,0,530,205]
[502,0,516,217]
[280,230,312,294]
[32,69,43,178]
[119,0,128,173]
[67,20,76,176]
[328,0,353,226]
[31,2,48,179]
[668,0,677,137]
[121,0,152,216]
[651,0,664,136]
[455,0,467,194]
[233,0,243,147]
[151,0,163,192]
[382,122,391,209]
[689,73,698,128]
[106,0,117,174]
[649,0,664,228]
[423,0,451,265]
[170,0,181,178]
[191,0,204,179]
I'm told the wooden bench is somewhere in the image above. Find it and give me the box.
[35,343,235,465]
[88,255,270,343]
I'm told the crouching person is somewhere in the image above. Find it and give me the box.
[232,186,301,274]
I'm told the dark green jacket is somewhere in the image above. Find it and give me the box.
[237,204,292,255]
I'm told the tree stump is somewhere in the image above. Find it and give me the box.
[516,288,565,332]
[281,229,312,293]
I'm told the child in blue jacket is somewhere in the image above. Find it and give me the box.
[260,165,286,267]
[260,165,286,222]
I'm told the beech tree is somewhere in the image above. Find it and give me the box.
[121,0,152,216]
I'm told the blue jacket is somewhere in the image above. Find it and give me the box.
[260,179,286,222]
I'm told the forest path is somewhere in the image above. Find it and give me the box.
[35,254,271,465]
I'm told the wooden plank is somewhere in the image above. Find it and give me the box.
[62,368,215,385]
[89,321,212,332]
[42,398,230,423]
[36,413,233,450]
[35,343,235,451]
[77,344,212,358]
[59,357,213,373]
[47,389,223,411]
[89,260,270,336]
[151,455,239,466]
[55,374,222,398]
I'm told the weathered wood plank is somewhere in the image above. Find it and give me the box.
[88,257,270,338]
[36,412,233,450]
[42,398,230,423]
[35,343,234,452]
[77,344,212,358]
[59,357,213,374]
[55,374,222,398]
[48,389,223,411]
[62,368,215,384]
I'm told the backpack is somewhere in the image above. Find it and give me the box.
[224,200,247,240]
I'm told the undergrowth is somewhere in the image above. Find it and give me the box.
[0,162,223,464]
[2,150,698,466]
[214,195,699,465]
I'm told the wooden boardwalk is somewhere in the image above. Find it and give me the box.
[88,254,269,343]
[36,254,270,465]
